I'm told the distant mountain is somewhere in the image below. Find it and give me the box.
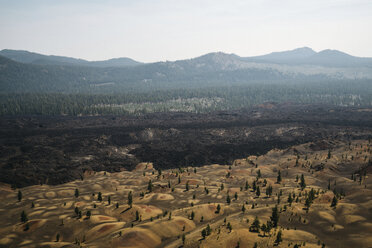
[1,47,372,94]
[245,47,317,63]
[0,49,142,67]
[89,57,143,67]
[243,47,372,67]
[2,47,371,69]
[304,49,372,67]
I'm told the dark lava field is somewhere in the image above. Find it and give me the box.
[1,103,372,187]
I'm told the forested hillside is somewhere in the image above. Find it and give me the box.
[1,49,372,116]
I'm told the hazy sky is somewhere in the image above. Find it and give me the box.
[1,0,371,62]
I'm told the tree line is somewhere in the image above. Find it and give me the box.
[1,80,371,116]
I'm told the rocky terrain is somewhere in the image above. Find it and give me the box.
[1,103,372,187]
[0,139,371,248]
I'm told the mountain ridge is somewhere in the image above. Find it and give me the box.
[2,47,372,68]
[242,47,372,67]
[0,49,142,67]
[1,47,372,94]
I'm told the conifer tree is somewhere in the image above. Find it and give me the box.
[206,224,211,235]
[135,210,139,221]
[21,210,28,223]
[250,216,260,232]
[266,185,273,197]
[270,205,279,227]
[18,190,22,202]
[300,174,306,190]
[190,211,195,220]
[201,228,207,239]
[288,193,293,205]
[277,170,282,183]
[128,191,133,208]
[148,180,153,192]
[256,186,261,197]
[275,230,283,244]
[216,204,221,214]
[331,196,338,208]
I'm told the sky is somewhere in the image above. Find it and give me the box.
[0,0,371,62]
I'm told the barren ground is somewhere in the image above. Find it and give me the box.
[1,103,372,187]
[0,139,371,248]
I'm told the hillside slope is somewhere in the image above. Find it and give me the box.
[0,139,371,248]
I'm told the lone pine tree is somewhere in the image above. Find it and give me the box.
[190,211,195,220]
[277,170,282,183]
[256,186,261,197]
[18,190,22,202]
[275,230,283,244]
[185,181,189,191]
[226,194,231,204]
[216,204,221,214]
[300,174,306,190]
[128,191,133,208]
[21,210,28,223]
